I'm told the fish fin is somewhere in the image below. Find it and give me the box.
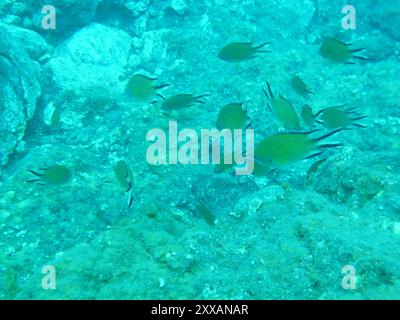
[254,42,270,50]
[352,123,367,128]
[350,48,365,53]
[304,151,323,160]
[314,128,343,141]
[28,170,42,177]
[345,106,359,113]
[266,103,272,113]
[314,109,324,117]
[27,179,46,186]
[124,182,132,193]
[194,93,210,100]
[345,61,356,65]
[154,83,170,90]
[156,93,167,101]
[318,143,343,149]
[160,110,170,117]
[302,128,321,135]
[315,120,323,124]
[264,81,274,100]
[262,86,270,101]
[351,115,367,121]
[254,50,271,54]
[353,56,369,61]
[127,190,134,208]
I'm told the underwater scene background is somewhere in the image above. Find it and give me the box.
[1,0,400,299]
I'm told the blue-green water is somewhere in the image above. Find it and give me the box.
[1,0,400,299]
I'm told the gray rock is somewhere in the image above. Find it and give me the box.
[0,27,41,171]
[0,23,49,60]
[46,23,132,93]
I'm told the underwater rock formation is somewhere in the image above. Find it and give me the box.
[0,25,42,171]
[46,23,132,93]
[1,23,49,60]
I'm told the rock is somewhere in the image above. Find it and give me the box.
[310,153,388,206]
[123,0,151,17]
[211,0,315,39]
[0,27,41,171]
[0,23,49,60]
[46,23,132,93]
[169,0,188,15]
[369,1,400,41]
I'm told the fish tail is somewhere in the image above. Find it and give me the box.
[352,123,367,128]
[314,109,325,117]
[302,128,321,135]
[263,81,274,100]
[28,170,42,177]
[314,128,343,141]
[304,151,323,160]
[254,42,270,50]
[156,93,167,101]
[318,143,343,149]
[351,115,367,121]
[124,182,132,193]
[353,55,369,61]
[350,48,365,53]
[127,190,134,208]
[194,93,211,101]
[154,83,170,90]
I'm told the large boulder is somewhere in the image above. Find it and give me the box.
[46,23,132,93]
[0,26,42,171]
[0,23,50,60]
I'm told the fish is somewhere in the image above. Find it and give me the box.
[196,201,216,225]
[319,38,368,64]
[218,42,270,62]
[291,75,314,99]
[301,104,316,128]
[126,74,169,102]
[253,129,343,175]
[114,160,134,209]
[305,158,327,185]
[27,165,72,186]
[263,81,301,130]
[216,103,249,131]
[158,93,209,110]
[315,106,367,129]
[114,160,133,192]
[50,105,61,128]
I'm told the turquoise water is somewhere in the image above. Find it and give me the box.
[1,0,400,299]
